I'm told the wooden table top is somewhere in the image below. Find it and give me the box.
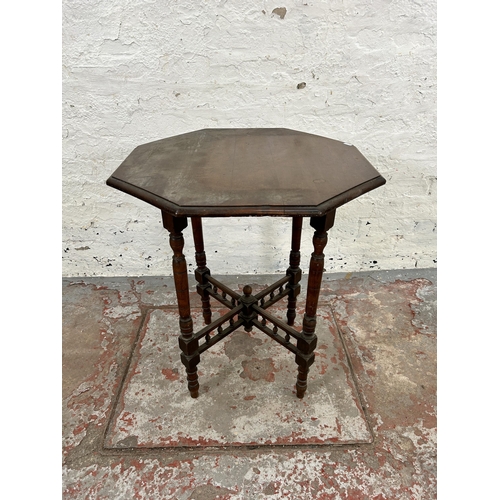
[106,128,385,217]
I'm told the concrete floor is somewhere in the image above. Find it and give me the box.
[62,268,436,499]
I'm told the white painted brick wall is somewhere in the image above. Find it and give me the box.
[62,0,436,277]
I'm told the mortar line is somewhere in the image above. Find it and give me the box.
[91,441,376,472]
[100,305,151,450]
[100,439,374,455]
[328,303,376,444]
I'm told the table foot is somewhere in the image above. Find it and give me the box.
[294,327,317,398]
[187,370,200,399]
[295,369,308,399]
[180,352,201,398]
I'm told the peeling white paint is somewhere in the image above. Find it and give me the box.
[62,0,437,277]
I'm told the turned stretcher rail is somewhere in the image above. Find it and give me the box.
[254,275,291,301]
[206,275,242,301]
[193,304,243,343]
[253,304,302,342]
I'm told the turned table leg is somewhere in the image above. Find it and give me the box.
[162,211,200,398]
[191,216,212,325]
[286,216,303,326]
[295,211,335,399]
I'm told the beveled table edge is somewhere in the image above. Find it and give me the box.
[105,175,386,217]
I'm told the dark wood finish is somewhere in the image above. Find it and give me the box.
[295,212,336,399]
[251,317,301,356]
[206,275,241,301]
[106,128,386,217]
[106,129,387,399]
[239,285,258,333]
[254,275,291,302]
[255,276,291,310]
[161,211,200,398]
[286,216,303,326]
[191,216,212,325]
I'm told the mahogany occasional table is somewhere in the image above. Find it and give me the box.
[106,128,385,399]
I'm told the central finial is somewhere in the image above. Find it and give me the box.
[243,285,252,297]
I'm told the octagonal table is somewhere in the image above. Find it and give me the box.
[106,128,386,399]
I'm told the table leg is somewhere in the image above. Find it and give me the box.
[162,211,200,398]
[286,216,303,326]
[191,216,212,325]
[296,211,335,398]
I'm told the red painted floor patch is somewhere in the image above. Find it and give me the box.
[105,306,371,448]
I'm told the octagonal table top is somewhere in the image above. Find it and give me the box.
[106,128,385,217]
